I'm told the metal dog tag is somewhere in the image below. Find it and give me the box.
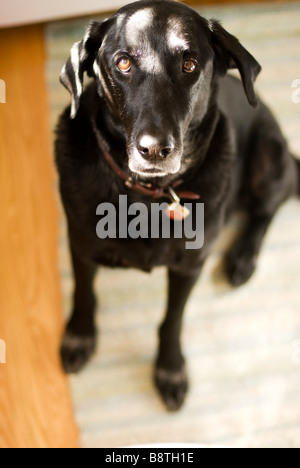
[165,188,191,221]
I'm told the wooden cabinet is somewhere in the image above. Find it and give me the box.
[0,25,78,448]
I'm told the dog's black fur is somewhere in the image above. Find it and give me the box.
[55,0,299,411]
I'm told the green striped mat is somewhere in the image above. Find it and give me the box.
[46,1,300,448]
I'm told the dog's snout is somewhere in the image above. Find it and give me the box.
[137,134,175,160]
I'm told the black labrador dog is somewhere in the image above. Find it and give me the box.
[55,0,299,411]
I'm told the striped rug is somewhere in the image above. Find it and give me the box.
[46,1,300,448]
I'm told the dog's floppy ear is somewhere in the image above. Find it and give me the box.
[208,19,261,107]
[60,19,110,118]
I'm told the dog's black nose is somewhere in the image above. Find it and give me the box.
[137,134,175,160]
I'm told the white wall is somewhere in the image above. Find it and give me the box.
[0,0,131,27]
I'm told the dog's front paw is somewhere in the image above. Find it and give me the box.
[60,330,96,374]
[154,366,189,412]
[225,245,257,287]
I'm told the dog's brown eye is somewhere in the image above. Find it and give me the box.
[183,59,197,73]
[117,57,131,73]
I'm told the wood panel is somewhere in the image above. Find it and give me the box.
[0,25,79,448]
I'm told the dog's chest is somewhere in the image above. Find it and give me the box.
[92,237,185,272]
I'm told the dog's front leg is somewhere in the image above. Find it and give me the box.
[61,245,98,374]
[155,268,200,411]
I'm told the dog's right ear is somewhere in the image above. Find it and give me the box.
[60,19,110,118]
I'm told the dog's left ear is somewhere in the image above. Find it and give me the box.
[60,19,110,118]
[208,19,262,107]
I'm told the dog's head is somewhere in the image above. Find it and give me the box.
[61,0,261,178]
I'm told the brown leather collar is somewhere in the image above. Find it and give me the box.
[91,120,201,202]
